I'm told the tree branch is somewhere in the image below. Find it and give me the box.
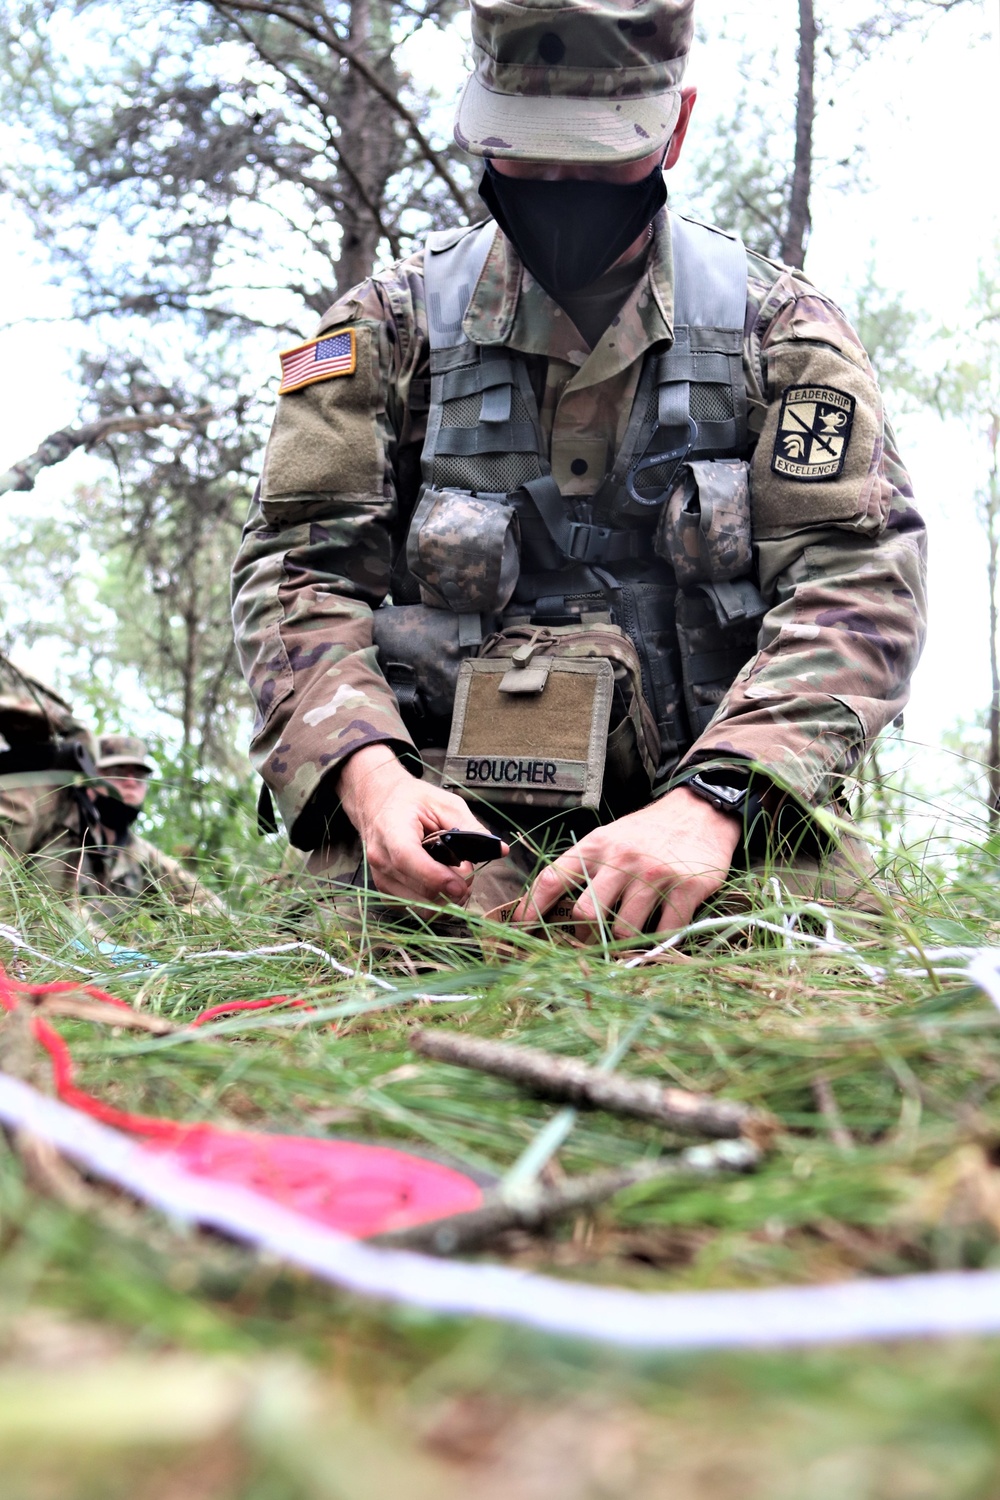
[374,1144,761,1253]
[410,1027,778,1145]
[199,0,475,219]
[0,410,212,496]
[218,7,403,258]
[734,188,788,250]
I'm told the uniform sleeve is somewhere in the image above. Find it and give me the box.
[677,270,927,804]
[232,268,428,849]
[130,835,228,914]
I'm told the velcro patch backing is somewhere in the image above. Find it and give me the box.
[262,325,378,500]
[751,340,881,537]
[444,658,613,810]
[278,329,357,394]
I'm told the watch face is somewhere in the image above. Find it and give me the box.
[688,774,747,817]
[711,784,745,807]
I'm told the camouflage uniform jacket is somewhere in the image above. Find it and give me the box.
[80,828,226,915]
[233,211,927,848]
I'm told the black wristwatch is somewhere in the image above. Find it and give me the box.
[683,771,763,828]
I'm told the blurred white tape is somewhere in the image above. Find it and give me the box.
[4,1069,1000,1351]
[965,950,1000,1012]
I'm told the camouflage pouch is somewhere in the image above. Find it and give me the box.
[655,460,752,585]
[655,462,767,740]
[405,487,521,613]
[372,604,478,731]
[442,623,660,811]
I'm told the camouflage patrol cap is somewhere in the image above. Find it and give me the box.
[97,734,155,774]
[454,0,694,164]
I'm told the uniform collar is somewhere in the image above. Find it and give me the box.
[462,209,675,383]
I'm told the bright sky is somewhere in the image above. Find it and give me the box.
[0,0,997,798]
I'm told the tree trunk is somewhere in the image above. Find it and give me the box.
[782,0,816,269]
[333,0,403,294]
[180,580,200,760]
[987,413,1000,831]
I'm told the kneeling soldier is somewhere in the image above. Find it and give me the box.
[233,0,926,937]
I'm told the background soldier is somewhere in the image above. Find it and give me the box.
[82,734,225,919]
[0,658,98,898]
[233,0,927,938]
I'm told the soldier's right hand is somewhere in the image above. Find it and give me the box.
[336,743,506,906]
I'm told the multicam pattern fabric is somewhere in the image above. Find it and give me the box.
[0,656,97,895]
[0,675,222,924]
[78,830,227,922]
[656,460,753,586]
[96,734,155,772]
[0,780,89,896]
[232,209,927,849]
[455,0,692,163]
[0,782,224,921]
[0,656,92,751]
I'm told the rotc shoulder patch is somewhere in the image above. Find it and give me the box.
[771,385,856,482]
[278,329,356,394]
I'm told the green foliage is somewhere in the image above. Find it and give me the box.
[678,67,794,262]
[5,831,1000,1491]
[0,0,474,330]
[850,263,931,409]
[0,349,263,776]
[137,735,286,891]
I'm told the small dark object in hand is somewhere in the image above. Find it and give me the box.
[422,829,504,866]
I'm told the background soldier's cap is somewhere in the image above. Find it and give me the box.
[97,734,155,774]
[454,0,694,164]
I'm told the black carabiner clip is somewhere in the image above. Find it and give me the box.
[625,416,698,507]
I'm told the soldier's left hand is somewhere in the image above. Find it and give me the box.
[512,786,741,940]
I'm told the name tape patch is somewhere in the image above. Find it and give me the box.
[445,756,588,793]
[771,384,856,482]
[278,329,356,394]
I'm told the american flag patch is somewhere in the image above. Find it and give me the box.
[278,329,357,394]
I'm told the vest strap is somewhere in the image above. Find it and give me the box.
[521,477,647,566]
[622,213,749,509]
[438,357,518,398]
[434,423,539,457]
[425,222,497,350]
[669,215,748,329]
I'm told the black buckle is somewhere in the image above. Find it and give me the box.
[530,597,581,627]
[626,416,698,507]
[384,661,423,718]
[565,521,611,563]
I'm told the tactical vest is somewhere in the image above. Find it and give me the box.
[376,212,766,790]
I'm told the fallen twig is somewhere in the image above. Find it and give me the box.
[25,994,174,1034]
[812,1074,856,1153]
[373,1140,760,1254]
[411,1028,778,1147]
[11,1129,95,1209]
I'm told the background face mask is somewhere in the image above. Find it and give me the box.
[478,162,667,302]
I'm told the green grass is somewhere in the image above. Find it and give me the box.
[4,829,1000,1495]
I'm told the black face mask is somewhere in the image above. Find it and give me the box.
[94,790,142,835]
[478,160,667,303]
